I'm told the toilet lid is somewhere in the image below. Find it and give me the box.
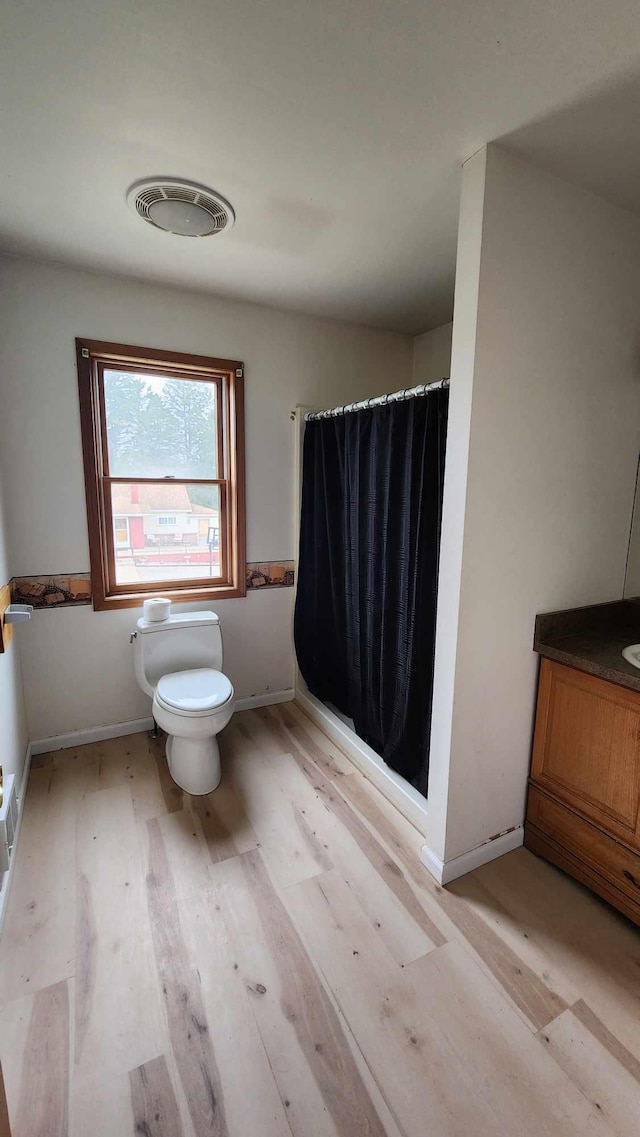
[156,668,233,713]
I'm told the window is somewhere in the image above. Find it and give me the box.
[114,516,130,547]
[76,339,246,610]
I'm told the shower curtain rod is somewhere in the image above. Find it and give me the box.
[304,377,449,421]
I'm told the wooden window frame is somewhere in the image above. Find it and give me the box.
[76,338,246,611]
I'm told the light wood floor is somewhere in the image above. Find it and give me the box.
[1,704,640,1136]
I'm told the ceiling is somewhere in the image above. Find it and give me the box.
[2,2,640,334]
[500,70,640,220]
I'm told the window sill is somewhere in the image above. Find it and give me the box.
[92,582,246,611]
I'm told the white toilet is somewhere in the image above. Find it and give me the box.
[132,610,235,794]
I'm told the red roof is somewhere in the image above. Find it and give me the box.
[111,484,215,515]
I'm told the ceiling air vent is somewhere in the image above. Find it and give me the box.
[126,178,235,237]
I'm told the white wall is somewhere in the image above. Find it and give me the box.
[412,322,452,385]
[0,467,28,782]
[0,257,412,740]
[429,145,640,863]
[426,148,488,863]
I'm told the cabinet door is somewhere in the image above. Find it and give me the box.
[0,1062,11,1137]
[531,658,640,846]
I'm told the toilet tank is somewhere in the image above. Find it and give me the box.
[133,611,224,697]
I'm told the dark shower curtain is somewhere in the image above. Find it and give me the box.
[294,387,448,796]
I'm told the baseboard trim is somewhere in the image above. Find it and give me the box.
[0,741,33,936]
[295,685,429,835]
[419,843,446,885]
[31,717,155,755]
[29,689,295,755]
[420,825,524,885]
[235,689,295,711]
[17,742,32,810]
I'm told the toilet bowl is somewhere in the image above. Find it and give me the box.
[131,610,234,795]
[152,667,234,794]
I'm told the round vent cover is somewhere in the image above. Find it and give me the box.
[126,178,235,237]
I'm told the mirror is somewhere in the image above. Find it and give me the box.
[624,453,640,597]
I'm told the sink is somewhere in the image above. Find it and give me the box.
[622,644,640,669]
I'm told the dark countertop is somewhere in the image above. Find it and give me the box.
[534,599,640,694]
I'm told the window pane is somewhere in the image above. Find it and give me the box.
[103,370,218,479]
[111,483,221,585]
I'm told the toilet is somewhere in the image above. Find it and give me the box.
[132,610,235,794]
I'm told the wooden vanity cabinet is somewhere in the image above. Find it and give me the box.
[525,657,640,926]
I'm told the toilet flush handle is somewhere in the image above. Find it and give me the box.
[130,631,137,643]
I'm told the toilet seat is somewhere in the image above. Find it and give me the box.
[155,668,233,717]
